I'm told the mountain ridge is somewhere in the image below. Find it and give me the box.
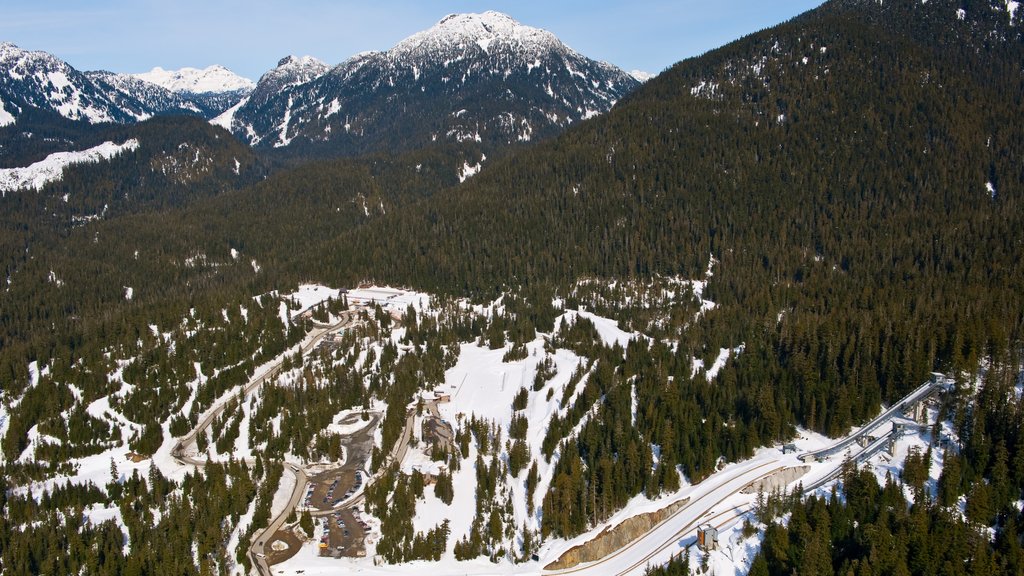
[131,64,255,94]
[0,42,256,126]
[0,41,140,124]
[221,11,641,154]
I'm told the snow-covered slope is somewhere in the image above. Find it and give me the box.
[132,65,254,94]
[0,42,141,124]
[214,55,328,131]
[223,12,641,151]
[85,70,203,118]
[0,139,139,194]
[0,43,250,126]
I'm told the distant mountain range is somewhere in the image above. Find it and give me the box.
[1,12,642,157]
[131,65,255,94]
[0,42,252,125]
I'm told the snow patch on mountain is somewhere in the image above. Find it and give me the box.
[458,154,486,182]
[0,139,139,194]
[133,65,254,94]
[211,96,248,130]
[0,403,8,460]
[0,97,14,126]
[1006,0,1020,24]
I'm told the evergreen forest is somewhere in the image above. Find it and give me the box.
[1,0,1022,574]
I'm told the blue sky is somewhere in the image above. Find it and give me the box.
[1,1,824,80]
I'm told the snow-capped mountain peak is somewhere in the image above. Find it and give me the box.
[133,65,254,94]
[218,12,641,151]
[392,11,561,59]
[258,55,330,89]
[276,55,327,70]
[630,70,656,83]
[223,55,331,131]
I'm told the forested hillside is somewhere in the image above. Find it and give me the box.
[328,0,1024,432]
[1,0,1022,574]
[4,0,1021,455]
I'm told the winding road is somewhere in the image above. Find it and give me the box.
[250,465,309,574]
[166,309,362,576]
[171,310,360,465]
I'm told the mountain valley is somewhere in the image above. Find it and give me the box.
[0,2,1022,576]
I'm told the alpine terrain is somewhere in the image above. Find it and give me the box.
[219,12,641,154]
[0,2,1022,576]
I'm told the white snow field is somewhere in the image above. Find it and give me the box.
[0,139,139,194]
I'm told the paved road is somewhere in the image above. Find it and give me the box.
[544,459,786,576]
[306,411,381,516]
[250,466,308,576]
[166,308,360,576]
[171,311,359,465]
[540,377,947,576]
[804,379,941,461]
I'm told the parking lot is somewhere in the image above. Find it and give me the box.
[317,506,370,557]
[303,468,365,510]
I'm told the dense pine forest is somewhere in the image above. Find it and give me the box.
[1,0,1023,574]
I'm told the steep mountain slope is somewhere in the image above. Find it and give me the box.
[224,12,640,154]
[212,55,330,135]
[0,117,263,324]
[84,70,205,118]
[0,42,143,125]
[320,0,1023,428]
